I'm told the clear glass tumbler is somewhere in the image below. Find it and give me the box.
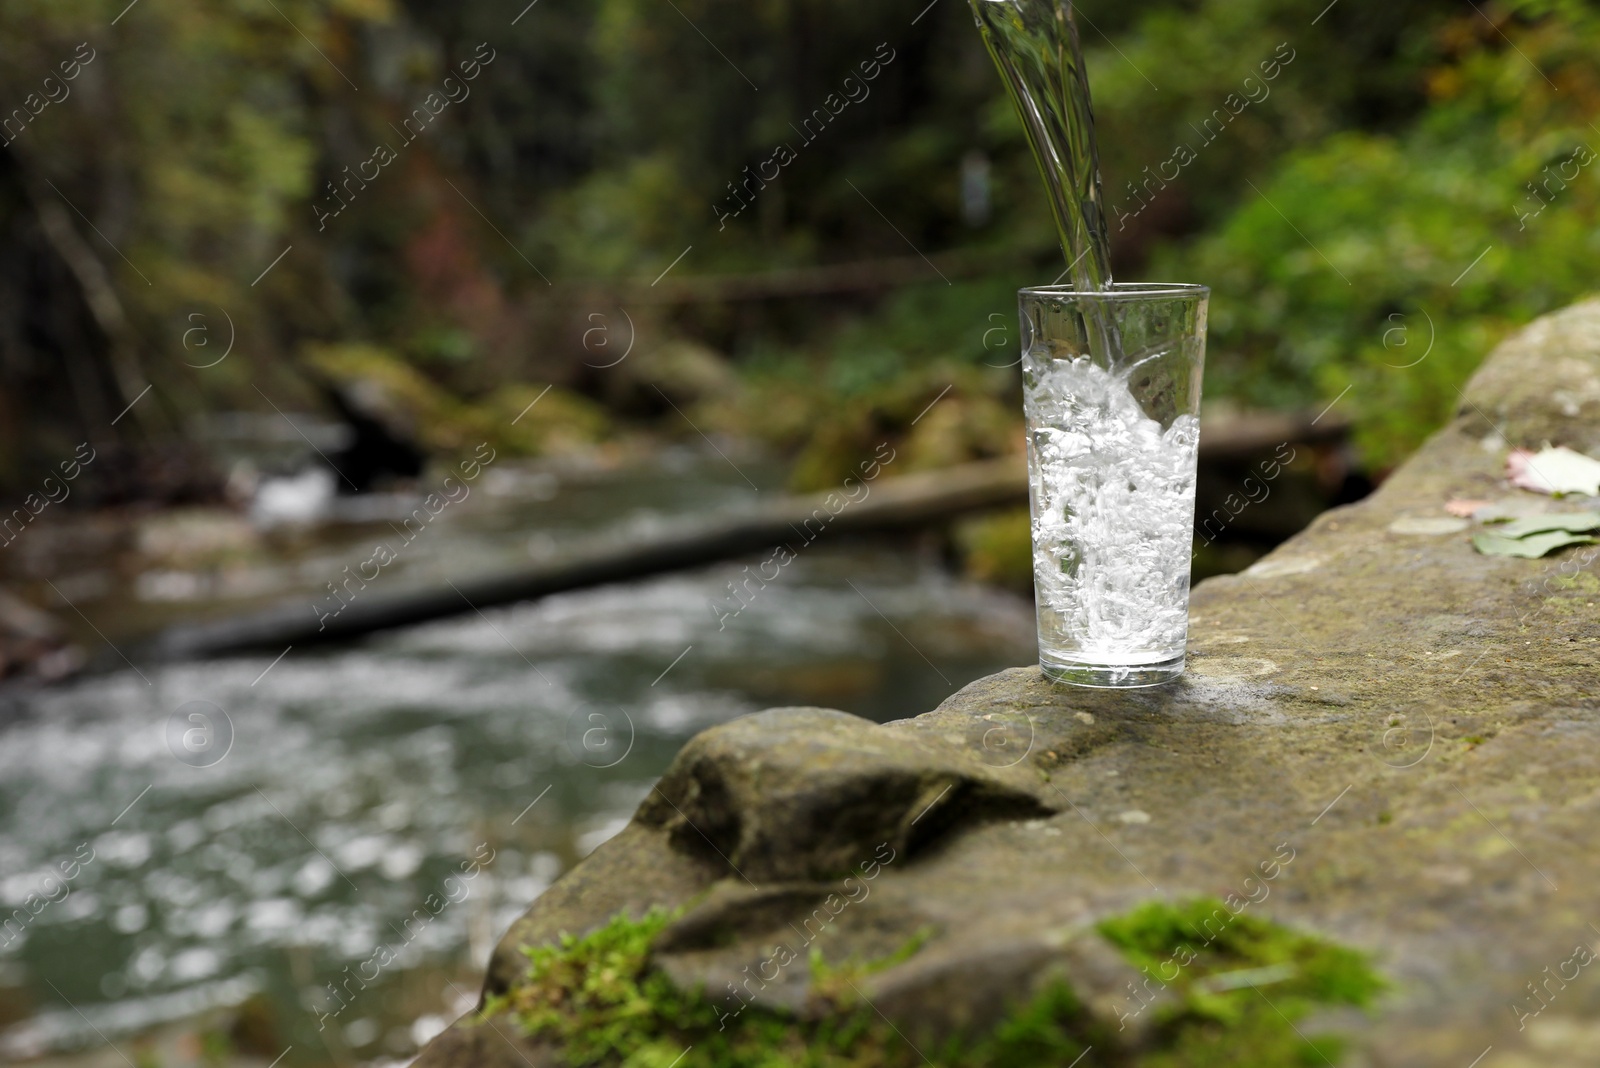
[1019,283,1208,688]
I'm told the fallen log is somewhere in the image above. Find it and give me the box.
[146,456,1030,660]
[145,405,1353,661]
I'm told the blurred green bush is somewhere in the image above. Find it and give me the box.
[1159,0,1600,468]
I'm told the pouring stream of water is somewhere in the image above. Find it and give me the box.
[967,0,1113,292]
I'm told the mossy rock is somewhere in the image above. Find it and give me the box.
[303,341,478,452]
[468,897,1378,1067]
[608,339,741,410]
[304,342,611,459]
[487,384,612,458]
[784,368,1020,493]
[956,505,1034,592]
[420,302,1600,1068]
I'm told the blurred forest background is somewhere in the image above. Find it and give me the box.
[3,0,1597,514]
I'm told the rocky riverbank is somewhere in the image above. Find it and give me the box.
[417,299,1600,1067]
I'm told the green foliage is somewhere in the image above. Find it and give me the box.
[5,0,1593,491]
[1084,0,1458,227]
[1155,1,1600,467]
[678,0,1594,483]
[492,900,1383,1068]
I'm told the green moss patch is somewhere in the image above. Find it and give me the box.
[488,899,1382,1067]
[487,908,941,1067]
[1097,899,1385,1067]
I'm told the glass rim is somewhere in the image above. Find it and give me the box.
[1018,281,1209,301]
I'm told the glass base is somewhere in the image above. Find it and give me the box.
[1040,652,1185,689]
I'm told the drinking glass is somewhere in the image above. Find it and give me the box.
[1019,283,1208,687]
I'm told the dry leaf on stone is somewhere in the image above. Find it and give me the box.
[1506,446,1600,496]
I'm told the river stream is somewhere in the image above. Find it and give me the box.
[0,449,1036,1065]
